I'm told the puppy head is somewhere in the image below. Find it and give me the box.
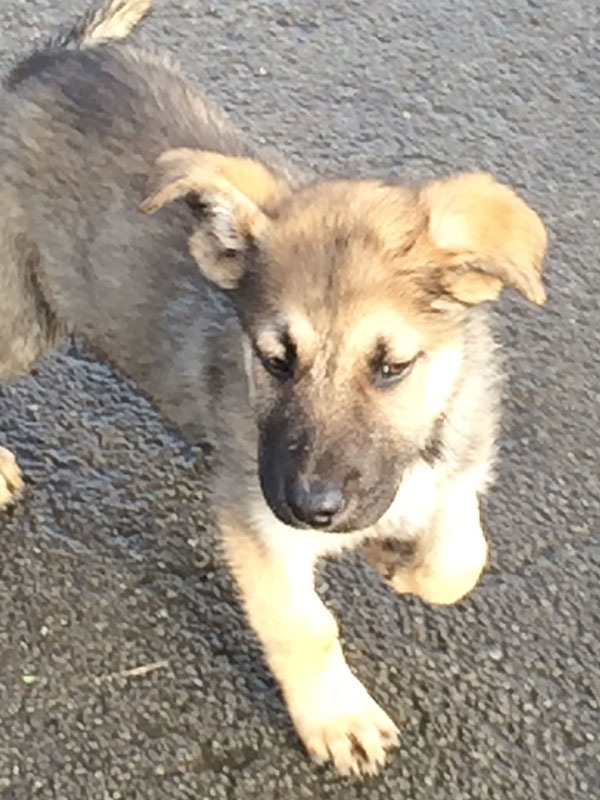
[142,150,547,532]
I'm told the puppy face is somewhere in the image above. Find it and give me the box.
[235,183,468,532]
[142,152,547,532]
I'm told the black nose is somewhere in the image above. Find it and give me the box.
[285,478,346,528]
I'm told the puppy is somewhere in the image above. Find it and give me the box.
[0,0,547,775]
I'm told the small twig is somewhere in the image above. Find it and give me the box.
[118,659,169,679]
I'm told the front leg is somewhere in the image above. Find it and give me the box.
[366,479,489,605]
[219,511,399,775]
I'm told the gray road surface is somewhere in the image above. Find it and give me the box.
[0,1,598,798]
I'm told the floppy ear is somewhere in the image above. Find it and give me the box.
[140,149,291,289]
[421,173,548,305]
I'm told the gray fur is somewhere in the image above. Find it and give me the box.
[0,40,293,439]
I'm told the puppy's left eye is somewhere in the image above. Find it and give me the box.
[373,353,421,388]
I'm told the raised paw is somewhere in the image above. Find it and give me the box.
[288,648,399,775]
[0,446,23,507]
[364,537,417,583]
[365,531,488,605]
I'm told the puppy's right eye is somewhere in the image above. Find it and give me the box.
[255,331,297,381]
[262,354,294,381]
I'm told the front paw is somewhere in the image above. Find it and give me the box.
[0,447,23,507]
[287,646,399,776]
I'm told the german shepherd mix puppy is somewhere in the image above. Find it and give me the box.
[0,0,547,775]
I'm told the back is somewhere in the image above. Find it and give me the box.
[0,44,263,436]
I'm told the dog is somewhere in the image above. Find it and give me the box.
[0,0,547,775]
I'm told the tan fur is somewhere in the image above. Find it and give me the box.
[143,162,546,309]
[79,0,154,45]
[0,446,23,507]
[220,511,399,775]
[141,148,290,215]
[421,172,548,304]
[366,472,489,605]
[141,149,291,288]
[442,270,504,304]
[344,308,423,363]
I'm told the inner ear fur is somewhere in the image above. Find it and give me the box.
[421,172,548,305]
[140,149,291,288]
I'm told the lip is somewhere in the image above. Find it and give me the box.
[264,494,384,534]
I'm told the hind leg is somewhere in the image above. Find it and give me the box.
[0,193,61,506]
[0,446,23,506]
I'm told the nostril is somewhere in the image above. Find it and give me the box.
[285,479,346,528]
[313,486,345,517]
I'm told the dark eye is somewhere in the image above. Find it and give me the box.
[262,354,294,380]
[373,353,421,388]
[255,331,297,382]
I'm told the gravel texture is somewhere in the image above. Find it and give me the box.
[0,1,598,798]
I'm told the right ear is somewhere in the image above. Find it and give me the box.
[140,149,291,289]
[420,172,547,306]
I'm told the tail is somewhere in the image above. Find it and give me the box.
[54,0,154,49]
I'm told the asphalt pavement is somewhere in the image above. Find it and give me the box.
[0,1,598,798]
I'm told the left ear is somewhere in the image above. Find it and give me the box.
[421,172,548,305]
[140,149,291,289]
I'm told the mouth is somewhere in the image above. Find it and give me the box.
[263,490,394,534]
[279,508,356,533]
